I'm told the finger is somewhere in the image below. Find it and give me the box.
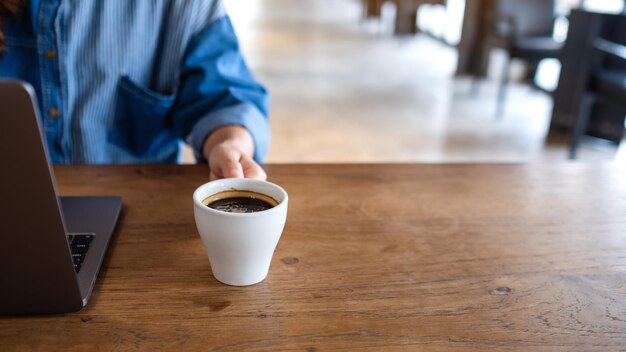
[209,146,244,179]
[221,159,244,179]
[220,152,244,178]
[240,154,267,180]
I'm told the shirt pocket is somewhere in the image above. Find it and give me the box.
[1,18,39,81]
[110,76,177,158]
[3,17,37,49]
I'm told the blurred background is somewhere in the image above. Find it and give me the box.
[217,0,626,164]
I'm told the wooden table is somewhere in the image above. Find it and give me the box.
[2,164,626,350]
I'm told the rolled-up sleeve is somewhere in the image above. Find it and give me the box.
[172,14,270,162]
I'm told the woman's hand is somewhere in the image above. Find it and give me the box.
[202,125,267,181]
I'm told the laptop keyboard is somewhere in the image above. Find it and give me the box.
[66,233,95,273]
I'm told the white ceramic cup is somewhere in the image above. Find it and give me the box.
[193,178,288,286]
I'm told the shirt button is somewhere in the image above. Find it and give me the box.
[48,108,60,118]
[44,50,57,59]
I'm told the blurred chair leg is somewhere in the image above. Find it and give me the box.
[395,0,419,34]
[471,43,492,97]
[470,78,480,96]
[496,55,511,118]
[364,0,382,18]
[568,94,594,160]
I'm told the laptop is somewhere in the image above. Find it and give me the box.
[0,80,122,315]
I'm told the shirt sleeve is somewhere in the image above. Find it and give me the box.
[172,12,270,163]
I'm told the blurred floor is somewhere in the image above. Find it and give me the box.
[219,0,625,164]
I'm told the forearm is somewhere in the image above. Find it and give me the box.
[202,125,255,161]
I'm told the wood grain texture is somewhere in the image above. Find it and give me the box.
[1,164,626,351]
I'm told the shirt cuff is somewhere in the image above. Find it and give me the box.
[187,103,270,163]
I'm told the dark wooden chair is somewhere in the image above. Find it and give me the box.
[565,11,626,159]
[481,0,563,116]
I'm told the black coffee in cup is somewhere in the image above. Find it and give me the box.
[203,190,278,213]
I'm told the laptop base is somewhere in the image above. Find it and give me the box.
[61,196,123,305]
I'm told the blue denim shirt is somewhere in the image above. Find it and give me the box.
[0,0,269,163]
